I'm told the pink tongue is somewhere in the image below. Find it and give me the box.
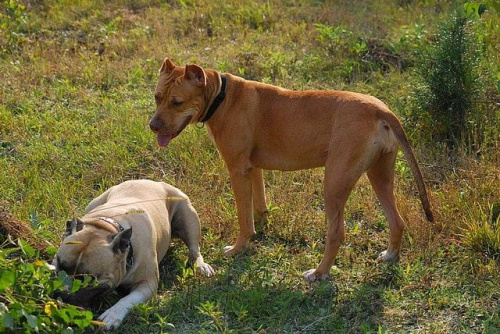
[157,134,173,147]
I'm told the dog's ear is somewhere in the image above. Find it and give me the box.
[160,58,176,73]
[110,227,132,254]
[64,218,84,237]
[184,64,206,87]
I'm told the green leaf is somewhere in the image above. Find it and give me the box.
[2,313,15,329]
[17,239,35,257]
[464,2,488,17]
[29,211,40,229]
[479,3,488,15]
[0,303,14,329]
[0,270,15,291]
[45,245,58,257]
[0,245,21,259]
[58,270,73,287]
[73,310,94,329]
[70,278,82,293]
[56,308,71,323]
[21,309,39,330]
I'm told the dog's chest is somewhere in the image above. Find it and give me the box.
[206,126,216,144]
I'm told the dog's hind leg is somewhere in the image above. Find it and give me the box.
[367,150,405,262]
[172,200,214,277]
[303,129,378,282]
[303,163,364,281]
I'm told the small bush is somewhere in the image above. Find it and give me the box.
[411,9,482,154]
[0,239,96,333]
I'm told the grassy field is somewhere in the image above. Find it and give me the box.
[1,0,499,333]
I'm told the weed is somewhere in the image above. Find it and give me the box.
[411,8,484,155]
[461,203,500,260]
[197,300,230,333]
[0,239,96,333]
[0,0,27,55]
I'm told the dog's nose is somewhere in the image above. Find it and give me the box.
[149,118,162,133]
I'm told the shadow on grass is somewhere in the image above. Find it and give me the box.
[333,263,403,333]
[115,245,405,333]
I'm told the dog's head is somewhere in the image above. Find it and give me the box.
[149,58,208,147]
[52,218,132,290]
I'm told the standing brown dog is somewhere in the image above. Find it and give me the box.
[149,58,434,282]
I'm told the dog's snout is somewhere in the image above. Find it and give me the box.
[55,256,74,274]
[51,256,59,270]
[149,117,162,133]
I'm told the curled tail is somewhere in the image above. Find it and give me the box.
[382,111,434,222]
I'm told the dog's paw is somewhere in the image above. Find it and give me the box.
[98,307,127,330]
[302,269,329,282]
[377,250,400,263]
[197,263,215,277]
[254,210,269,226]
[222,245,241,257]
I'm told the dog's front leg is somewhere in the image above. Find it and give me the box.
[223,167,256,256]
[252,168,268,226]
[98,284,155,330]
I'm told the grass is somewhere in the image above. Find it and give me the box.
[1,0,499,333]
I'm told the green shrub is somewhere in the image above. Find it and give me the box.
[0,239,96,333]
[411,9,482,154]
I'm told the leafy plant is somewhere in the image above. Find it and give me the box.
[314,23,369,81]
[411,9,482,154]
[461,203,500,260]
[0,239,96,333]
[314,22,406,82]
[197,300,230,333]
[0,0,27,55]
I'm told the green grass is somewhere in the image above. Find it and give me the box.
[1,0,499,333]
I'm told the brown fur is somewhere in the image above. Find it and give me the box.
[149,59,433,282]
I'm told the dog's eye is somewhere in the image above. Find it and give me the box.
[171,98,183,107]
[154,94,161,104]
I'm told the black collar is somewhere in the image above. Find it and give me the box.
[200,73,226,123]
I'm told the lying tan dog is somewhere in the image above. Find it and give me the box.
[149,58,434,282]
[52,179,214,329]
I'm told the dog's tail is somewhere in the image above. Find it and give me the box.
[382,111,434,222]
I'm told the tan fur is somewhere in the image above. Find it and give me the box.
[53,180,214,329]
[149,59,433,282]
